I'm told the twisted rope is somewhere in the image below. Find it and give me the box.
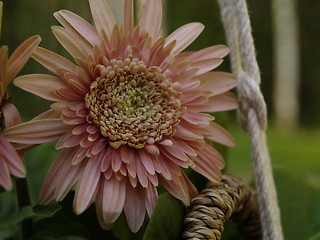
[217,0,283,239]
[183,175,261,240]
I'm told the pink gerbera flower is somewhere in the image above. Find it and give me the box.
[0,36,41,190]
[4,0,237,231]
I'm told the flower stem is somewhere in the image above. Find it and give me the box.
[15,177,33,239]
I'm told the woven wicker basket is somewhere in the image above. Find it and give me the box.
[183,175,261,240]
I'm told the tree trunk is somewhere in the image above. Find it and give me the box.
[272,0,300,130]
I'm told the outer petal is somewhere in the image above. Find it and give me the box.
[39,147,79,204]
[2,119,71,144]
[189,58,223,76]
[205,122,236,147]
[74,154,102,214]
[32,47,77,76]
[54,10,100,47]
[196,72,237,97]
[165,23,204,55]
[0,157,11,190]
[7,36,41,83]
[101,176,126,224]
[14,74,69,101]
[124,183,146,232]
[0,135,25,177]
[52,26,88,59]
[89,0,116,36]
[185,45,229,61]
[138,0,162,41]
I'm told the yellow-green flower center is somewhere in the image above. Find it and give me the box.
[85,56,183,149]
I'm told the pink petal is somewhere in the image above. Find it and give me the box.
[124,0,134,33]
[74,154,103,213]
[153,155,171,180]
[101,176,126,224]
[32,47,77,76]
[124,184,146,232]
[165,23,204,55]
[135,156,148,188]
[0,136,25,178]
[101,148,113,172]
[171,139,197,157]
[186,45,229,62]
[192,143,224,182]
[175,124,204,141]
[189,58,223,76]
[15,74,69,101]
[159,169,190,205]
[144,144,160,156]
[89,0,116,36]
[196,72,237,97]
[56,88,83,101]
[111,150,122,172]
[7,36,41,83]
[54,159,84,201]
[52,26,88,59]
[187,92,238,112]
[124,148,137,178]
[138,0,162,41]
[54,10,100,47]
[32,109,61,120]
[0,157,11,190]
[3,119,71,144]
[2,103,21,128]
[205,122,236,147]
[40,147,78,204]
[138,150,155,175]
[145,183,158,217]
[181,112,214,126]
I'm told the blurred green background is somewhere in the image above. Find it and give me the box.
[1,0,320,239]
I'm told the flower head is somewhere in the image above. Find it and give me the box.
[5,0,237,231]
[0,36,41,190]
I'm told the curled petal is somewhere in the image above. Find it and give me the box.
[52,26,88,59]
[0,135,25,178]
[2,103,21,128]
[54,10,100,47]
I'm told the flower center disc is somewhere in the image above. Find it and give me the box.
[85,56,182,149]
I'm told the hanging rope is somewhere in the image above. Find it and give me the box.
[217,0,283,239]
[183,175,261,240]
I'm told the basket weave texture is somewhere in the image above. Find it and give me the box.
[183,175,261,240]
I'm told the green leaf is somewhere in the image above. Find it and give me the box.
[33,203,62,221]
[143,193,186,240]
[275,169,320,240]
[0,206,34,239]
[33,192,115,239]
